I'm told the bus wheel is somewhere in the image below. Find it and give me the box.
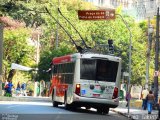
[64,93,74,110]
[64,96,70,110]
[97,108,103,114]
[52,91,58,107]
[103,107,109,115]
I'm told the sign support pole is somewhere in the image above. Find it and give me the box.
[154,7,159,103]
[116,14,132,118]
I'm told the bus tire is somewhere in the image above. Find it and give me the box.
[64,93,70,110]
[103,107,109,115]
[97,108,103,114]
[52,90,58,107]
[64,93,75,110]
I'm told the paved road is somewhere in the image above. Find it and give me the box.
[0,101,130,120]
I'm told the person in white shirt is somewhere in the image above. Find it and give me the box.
[141,87,149,110]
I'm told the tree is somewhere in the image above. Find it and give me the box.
[38,46,74,81]
[0,0,149,85]
[2,17,35,81]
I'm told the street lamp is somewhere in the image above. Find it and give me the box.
[116,14,132,117]
[146,25,154,89]
[148,25,154,34]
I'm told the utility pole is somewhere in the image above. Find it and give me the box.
[0,24,3,96]
[146,18,153,89]
[154,7,159,103]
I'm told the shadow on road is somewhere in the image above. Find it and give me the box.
[57,106,111,116]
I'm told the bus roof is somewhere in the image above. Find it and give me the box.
[52,53,121,64]
[80,53,121,62]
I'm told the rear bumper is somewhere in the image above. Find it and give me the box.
[73,94,119,108]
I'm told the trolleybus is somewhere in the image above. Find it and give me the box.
[49,52,121,114]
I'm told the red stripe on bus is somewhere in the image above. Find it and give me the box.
[52,55,72,64]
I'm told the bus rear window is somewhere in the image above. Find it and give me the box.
[80,59,96,80]
[80,59,119,82]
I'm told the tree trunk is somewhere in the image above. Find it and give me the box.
[7,69,16,81]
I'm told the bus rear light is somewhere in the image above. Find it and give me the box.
[75,84,81,96]
[112,87,118,99]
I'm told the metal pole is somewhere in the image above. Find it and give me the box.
[0,24,3,96]
[36,34,40,64]
[128,25,132,118]
[55,0,60,49]
[154,7,159,103]
[116,14,132,117]
[146,17,153,89]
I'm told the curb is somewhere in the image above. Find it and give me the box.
[110,109,133,119]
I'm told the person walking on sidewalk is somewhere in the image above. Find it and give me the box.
[141,87,149,110]
[21,82,27,96]
[5,80,14,97]
[125,91,131,107]
[16,81,21,96]
[147,90,155,114]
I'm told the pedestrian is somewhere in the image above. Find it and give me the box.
[5,80,14,97]
[141,87,149,110]
[125,91,131,107]
[4,80,8,90]
[21,82,27,96]
[147,90,155,114]
[16,81,21,96]
[4,80,8,86]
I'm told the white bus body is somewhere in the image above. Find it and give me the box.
[49,53,121,114]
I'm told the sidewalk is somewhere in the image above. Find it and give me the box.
[0,96,52,102]
[111,100,159,120]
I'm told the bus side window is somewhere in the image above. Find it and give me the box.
[53,65,58,74]
[59,64,62,73]
[70,63,75,73]
[63,64,66,73]
[64,62,74,84]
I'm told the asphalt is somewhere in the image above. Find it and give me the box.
[0,96,159,120]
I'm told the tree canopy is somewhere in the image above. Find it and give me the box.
[0,0,156,86]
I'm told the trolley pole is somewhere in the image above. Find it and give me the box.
[146,18,153,89]
[154,7,159,103]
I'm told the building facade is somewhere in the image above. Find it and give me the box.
[84,0,159,20]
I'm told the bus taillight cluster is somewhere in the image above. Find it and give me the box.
[75,84,81,96]
[112,87,118,99]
